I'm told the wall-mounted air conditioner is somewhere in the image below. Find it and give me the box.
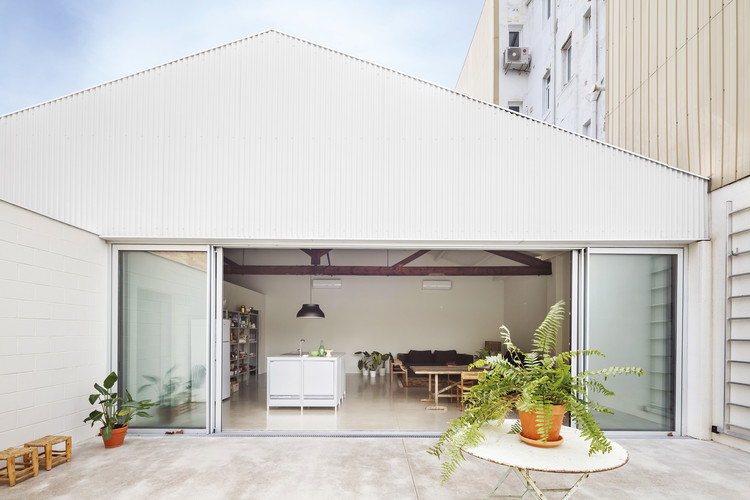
[503,47,531,72]
[422,279,452,290]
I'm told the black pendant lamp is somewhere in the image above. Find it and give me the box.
[297,276,325,318]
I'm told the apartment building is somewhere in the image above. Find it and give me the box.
[456,0,606,139]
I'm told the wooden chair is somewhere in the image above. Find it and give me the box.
[390,358,408,386]
[457,371,480,411]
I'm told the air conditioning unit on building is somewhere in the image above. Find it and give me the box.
[503,47,531,72]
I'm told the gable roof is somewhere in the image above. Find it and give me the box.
[0,30,707,245]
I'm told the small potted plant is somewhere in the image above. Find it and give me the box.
[369,351,382,377]
[379,352,393,377]
[83,371,154,448]
[429,300,642,483]
[355,351,371,376]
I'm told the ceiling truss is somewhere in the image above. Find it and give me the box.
[224,249,551,276]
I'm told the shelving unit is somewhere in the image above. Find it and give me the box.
[224,309,259,389]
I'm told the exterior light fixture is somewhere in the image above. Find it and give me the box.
[297,276,325,318]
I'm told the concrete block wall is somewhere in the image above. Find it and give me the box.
[0,200,108,449]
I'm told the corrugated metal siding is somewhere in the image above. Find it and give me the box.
[0,30,707,244]
[606,0,749,191]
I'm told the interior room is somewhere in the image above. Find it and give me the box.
[220,248,571,432]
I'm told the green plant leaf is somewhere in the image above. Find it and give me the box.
[430,299,642,482]
[103,371,118,389]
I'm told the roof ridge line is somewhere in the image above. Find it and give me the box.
[0,30,711,181]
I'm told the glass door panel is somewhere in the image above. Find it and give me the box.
[588,253,676,431]
[118,250,208,429]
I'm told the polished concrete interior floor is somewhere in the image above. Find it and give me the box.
[6,433,750,499]
[222,373,467,432]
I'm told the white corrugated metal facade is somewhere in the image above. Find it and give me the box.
[0,30,707,245]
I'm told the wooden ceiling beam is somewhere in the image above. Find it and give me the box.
[224,265,551,276]
[392,250,430,268]
[485,250,551,270]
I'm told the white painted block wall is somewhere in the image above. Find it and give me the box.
[0,200,108,449]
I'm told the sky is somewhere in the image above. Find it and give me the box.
[0,0,484,116]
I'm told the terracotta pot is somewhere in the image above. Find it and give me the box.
[518,405,565,442]
[102,425,128,448]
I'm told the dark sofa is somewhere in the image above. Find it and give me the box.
[396,349,474,377]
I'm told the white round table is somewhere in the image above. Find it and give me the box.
[464,420,628,499]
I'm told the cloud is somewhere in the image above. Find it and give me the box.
[0,0,483,115]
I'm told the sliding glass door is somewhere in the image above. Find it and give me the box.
[117,249,209,431]
[583,249,682,432]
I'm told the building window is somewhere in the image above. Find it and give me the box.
[508,101,523,113]
[509,31,520,47]
[583,8,591,36]
[543,72,551,113]
[562,36,573,83]
[508,25,522,48]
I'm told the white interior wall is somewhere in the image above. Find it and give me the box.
[234,274,506,373]
[501,276,550,351]
[222,281,266,373]
[0,200,107,449]
[224,249,563,372]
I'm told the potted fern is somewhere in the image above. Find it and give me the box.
[428,300,642,482]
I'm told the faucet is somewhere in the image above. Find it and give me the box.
[298,339,306,356]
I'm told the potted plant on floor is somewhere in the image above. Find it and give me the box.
[369,351,382,377]
[428,300,642,483]
[378,352,393,377]
[83,371,155,448]
[355,351,371,376]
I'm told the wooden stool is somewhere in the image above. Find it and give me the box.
[0,447,38,487]
[24,435,71,471]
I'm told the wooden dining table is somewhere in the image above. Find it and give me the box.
[409,365,471,410]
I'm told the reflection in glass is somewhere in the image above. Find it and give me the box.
[119,251,207,429]
[588,254,675,431]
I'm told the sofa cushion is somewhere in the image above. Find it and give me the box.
[456,353,474,365]
[408,349,434,364]
[433,349,458,364]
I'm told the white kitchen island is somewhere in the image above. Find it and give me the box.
[266,353,346,413]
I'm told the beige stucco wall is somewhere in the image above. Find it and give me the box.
[455,0,497,103]
[606,0,749,190]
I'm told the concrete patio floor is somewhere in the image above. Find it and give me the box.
[5,435,750,499]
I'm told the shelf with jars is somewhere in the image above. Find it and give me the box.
[224,309,259,389]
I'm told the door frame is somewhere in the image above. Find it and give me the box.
[111,244,213,435]
[573,247,685,437]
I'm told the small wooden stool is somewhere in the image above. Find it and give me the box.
[24,435,71,471]
[0,447,38,487]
